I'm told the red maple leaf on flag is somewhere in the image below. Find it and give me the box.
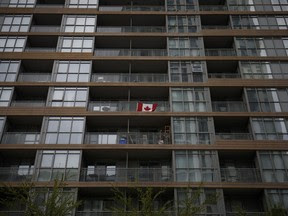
[144,106,151,111]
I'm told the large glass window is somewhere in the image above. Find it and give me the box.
[0,15,31,32]
[0,60,20,82]
[37,150,80,181]
[265,189,288,209]
[173,117,214,144]
[169,61,206,82]
[62,15,96,33]
[251,118,288,140]
[259,151,288,182]
[246,88,288,112]
[0,87,13,106]
[167,0,197,11]
[53,61,91,82]
[236,37,288,56]
[228,0,288,12]
[167,16,200,33]
[0,36,26,52]
[66,0,98,8]
[58,37,94,53]
[3,0,36,8]
[49,87,88,107]
[240,61,288,79]
[175,151,219,182]
[171,88,210,112]
[168,37,202,56]
[43,117,85,144]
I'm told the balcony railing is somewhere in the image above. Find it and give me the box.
[215,133,253,140]
[92,73,168,82]
[17,73,51,82]
[212,101,247,112]
[76,211,178,216]
[30,25,60,32]
[205,49,237,56]
[11,100,46,107]
[94,49,167,56]
[89,101,169,112]
[201,25,231,29]
[221,168,261,182]
[0,167,33,181]
[226,213,265,216]
[208,73,241,79]
[0,211,25,216]
[98,6,165,11]
[35,4,64,8]
[85,132,171,145]
[80,168,173,182]
[25,47,56,52]
[1,132,40,144]
[96,26,165,33]
[199,5,228,11]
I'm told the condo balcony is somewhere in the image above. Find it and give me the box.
[205,49,237,56]
[35,0,65,8]
[212,101,247,112]
[98,5,165,11]
[1,132,40,144]
[0,167,33,181]
[17,73,52,82]
[94,49,167,56]
[98,0,165,11]
[199,5,228,11]
[201,14,231,30]
[29,14,62,33]
[80,167,173,182]
[96,26,166,33]
[92,73,168,82]
[24,36,58,53]
[85,131,171,145]
[207,61,240,79]
[30,26,61,32]
[220,168,261,182]
[215,133,253,140]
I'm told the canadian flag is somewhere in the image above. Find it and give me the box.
[136,102,158,112]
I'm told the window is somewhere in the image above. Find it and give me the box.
[240,61,288,79]
[167,0,197,11]
[0,87,13,106]
[266,189,288,209]
[43,117,85,144]
[175,151,218,182]
[173,117,214,144]
[58,37,94,53]
[53,61,91,82]
[4,0,36,8]
[171,88,210,112]
[168,37,202,56]
[169,61,206,82]
[66,0,98,8]
[49,87,88,107]
[37,150,80,181]
[1,15,31,32]
[0,36,26,52]
[62,15,96,33]
[167,16,200,33]
[0,60,20,82]
[228,0,288,12]
[251,118,288,140]
[259,151,288,182]
[246,88,288,112]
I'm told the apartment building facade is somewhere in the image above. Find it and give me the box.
[0,0,288,215]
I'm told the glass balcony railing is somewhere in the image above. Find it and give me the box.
[1,132,40,144]
[215,133,253,140]
[25,47,56,52]
[85,132,171,145]
[89,101,169,112]
[30,25,60,32]
[35,4,64,8]
[80,167,173,182]
[0,167,33,181]
[94,49,167,56]
[96,26,165,33]
[212,101,247,112]
[92,73,168,82]
[221,168,261,182]
[226,213,265,216]
[11,100,46,107]
[208,73,241,79]
[17,73,51,82]
[201,25,231,29]
[199,5,228,11]
[205,49,237,56]
[98,6,165,11]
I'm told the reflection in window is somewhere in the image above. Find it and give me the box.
[43,117,85,144]
[247,88,288,112]
[251,118,288,140]
[0,60,20,82]
[62,15,96,33]
[266,189,288,209]
[0,15,31,32]
[0,36,26,52]
[49,87,88,107]
[67,0,98,8]
[167,0,197,11]
[37,150,80,181]
[0,87,13,106]
[168,37,202,56]
[259,151,288,182]
[175,151,218,182]
[173,117,213,144]
[171,88,210,112]
[167,16,200,33]
[58,37,94,53]
[53,61,91,82]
